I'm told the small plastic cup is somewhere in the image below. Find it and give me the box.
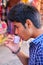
[14,35,20,44]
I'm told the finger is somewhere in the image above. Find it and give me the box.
[19,39,22,47]
[8,34,14,39]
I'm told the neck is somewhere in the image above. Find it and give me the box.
[33,26,43,38]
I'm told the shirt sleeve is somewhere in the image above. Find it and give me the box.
[35,47,43,65]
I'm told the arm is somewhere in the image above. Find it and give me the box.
[5,42,29,65]
[16,50,29,65]
[4,35,29,65]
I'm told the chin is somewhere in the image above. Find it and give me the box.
[25,37,30,41]
[22,38,28,41]
[21,36,29,41]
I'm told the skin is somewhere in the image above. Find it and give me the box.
[4,19,43,65]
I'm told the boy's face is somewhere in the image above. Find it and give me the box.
[13,21,33,41]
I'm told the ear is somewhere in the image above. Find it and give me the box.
[25,19,33,28]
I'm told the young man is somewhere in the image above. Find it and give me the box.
[5,3,43,65]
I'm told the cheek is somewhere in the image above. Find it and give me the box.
[18,30,24,36]
[18,29,25,36]
[20,30,27,39]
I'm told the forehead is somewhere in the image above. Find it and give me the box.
[13,21,23,27]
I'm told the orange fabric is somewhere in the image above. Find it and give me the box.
[21,0,28,3]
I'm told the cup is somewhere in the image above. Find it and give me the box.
[14,35,20,44]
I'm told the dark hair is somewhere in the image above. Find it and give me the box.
[7,3,41,28]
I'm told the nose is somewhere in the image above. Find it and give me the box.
[14,28,18,35]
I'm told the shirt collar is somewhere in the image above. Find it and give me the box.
[31,34,43,45]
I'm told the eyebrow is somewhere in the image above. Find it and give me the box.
[14,25,18,28]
